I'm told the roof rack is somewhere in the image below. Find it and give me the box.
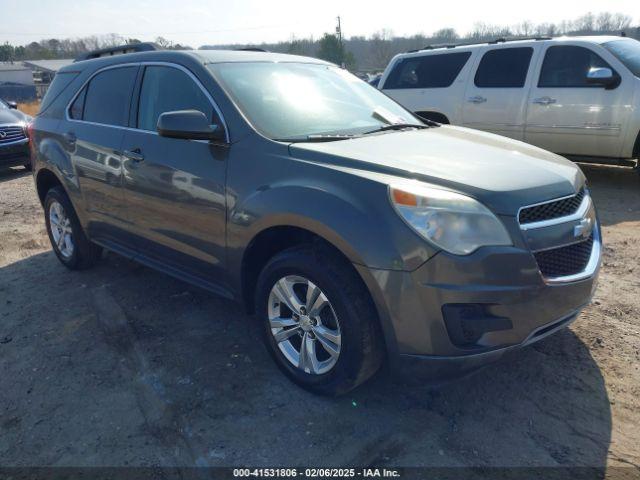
[408,36,551,53]
[74,42,161,62]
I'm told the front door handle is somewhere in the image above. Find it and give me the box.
[123,148,145,163]
[532,96,557,105]
[467,95,487,104]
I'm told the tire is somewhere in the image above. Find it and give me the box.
[44,186,102,270]
[415,111,449,124]
[255,244,384,396]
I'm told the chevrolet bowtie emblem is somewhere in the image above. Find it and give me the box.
[574,217,593,240]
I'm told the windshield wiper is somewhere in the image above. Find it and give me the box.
[274,134,358,143]
[363,123,430,135]
[306,134,358,142]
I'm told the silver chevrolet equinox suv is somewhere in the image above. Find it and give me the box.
[30,43,601,395]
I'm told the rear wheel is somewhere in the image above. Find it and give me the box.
[44,186,102,270]
[256,245,384,396]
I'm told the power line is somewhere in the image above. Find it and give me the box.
[0,23,291,38]
[336,16,345,68]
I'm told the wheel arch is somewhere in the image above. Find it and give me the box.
[239,221,365,314]
[415,111,450,124]
[35,168,64,206]
[238,223,398,356]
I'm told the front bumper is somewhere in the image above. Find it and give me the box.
[396,310,579,382]
[360,222,601,379]
[0,138,30,169]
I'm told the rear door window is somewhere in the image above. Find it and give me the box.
[82,66,138,127]
[538,46,615,87]
[474,47,533,88]
[137,65,215,132]
[384,52,471,89]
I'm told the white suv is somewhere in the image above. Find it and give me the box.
[379,36,640,168]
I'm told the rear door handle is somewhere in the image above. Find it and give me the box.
[123,148,145,163]
[533,96,557,105]
[467,95,487,104]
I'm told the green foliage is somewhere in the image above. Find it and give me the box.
[317,33,357,69]
[317,33,343,65]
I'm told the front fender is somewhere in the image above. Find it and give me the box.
[227,175,434,275]
[232,183,389,266]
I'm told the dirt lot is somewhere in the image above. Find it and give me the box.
[16,102,40,117]
[0,164,639,475]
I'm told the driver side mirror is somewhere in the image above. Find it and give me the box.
[157,110,226,142]
[586,67,620,89]
[7,101,18,109]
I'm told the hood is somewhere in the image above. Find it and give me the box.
[289,126,585,216]
[0,108,27,125]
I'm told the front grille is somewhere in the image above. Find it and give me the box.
[519,189,585,225]
[534,234,594,278]
[0,125,27,145]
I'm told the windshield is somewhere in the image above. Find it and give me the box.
[603,39,640,77]
[209,62,419,140]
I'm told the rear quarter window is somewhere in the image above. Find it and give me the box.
[384,52,472,89]
[38,71,79,114]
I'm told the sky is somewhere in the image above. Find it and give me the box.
[1,0,639,47]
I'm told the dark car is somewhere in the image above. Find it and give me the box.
[368,74,382,88]
[30,45,601,395]
[0,98,32,170]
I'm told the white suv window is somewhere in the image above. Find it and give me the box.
[474,47,533,88]
[384,52,471,89]
[538,46,614,88]
[603,39,640,77]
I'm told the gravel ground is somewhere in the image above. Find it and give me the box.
[0,164,638,475]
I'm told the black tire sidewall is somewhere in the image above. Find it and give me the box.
[256,248,372,395]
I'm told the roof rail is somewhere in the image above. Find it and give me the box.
[74,42,161,62]
[409,36,552,53]
[488,36,551,44]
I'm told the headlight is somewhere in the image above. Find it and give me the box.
[389,181,511,255]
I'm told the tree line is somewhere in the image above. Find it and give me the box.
[1,12,638,71]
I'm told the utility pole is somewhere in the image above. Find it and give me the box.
[336,16,344,67]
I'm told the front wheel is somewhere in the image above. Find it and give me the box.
[255,245,384,396]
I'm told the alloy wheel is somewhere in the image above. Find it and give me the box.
[49,200,74,258]
[267,275,342,375]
